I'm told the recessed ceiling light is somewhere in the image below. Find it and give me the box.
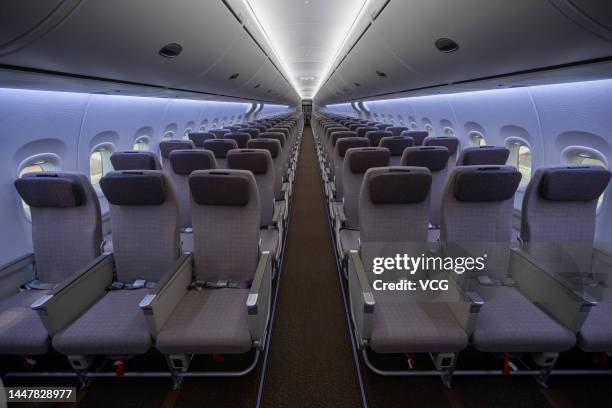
[159,43,183,58]
[435,38,459,53]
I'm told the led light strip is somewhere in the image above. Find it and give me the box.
[243,0,304,99]
[310,0,370,99]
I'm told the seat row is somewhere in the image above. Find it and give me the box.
[0,114,302,387]
[312,112,612,385]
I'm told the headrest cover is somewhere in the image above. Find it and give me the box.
[210,128,231,137]
[348,148,390,174]
[223,132,251,148]
[15,173,84,208]
[188,132,215,147]
[368,169,432,204]
[110,151,158,171]
[331,131,358,147]
[379,136,415,156]
[189,171,250,206]
[424,136,459,155]
[336,137,370,157]
[159,140,194,159]
[241,128,261,138]
[227,150,269,175]
[356,127,378,138]
[366,131,393,147]
[400,146,449,172]
[460,146,510,165]
[387,126,409,136]
[100,171,166,206]
[203,139,239,158]
[170,150,216,175]
[247,139,281,158]
[454,166,521,202]
[539,166,611,201]
[259,132,285,146]
[400,131,429,145]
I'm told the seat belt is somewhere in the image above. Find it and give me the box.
[22,280,56,291]
[190,279,253,290]
[107,279,156,291]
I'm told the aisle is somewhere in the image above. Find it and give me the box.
[260,126,363,407]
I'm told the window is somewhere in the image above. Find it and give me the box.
[200,119,209,131]
[182,128,192,140]
[163,131,174,140]
[133,137,149,151]
[90,146,113,188]
[425,124,434,136]
[443,127,455,137]
[562,147,608,212]
[18,156,59,219]
[410,121,418,129]
[505,139,532,187]
[469,131,486,146]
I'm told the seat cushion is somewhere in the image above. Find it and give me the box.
[472,285,576,352]
[0,291,50,355]
[578,300,612,352]
[155,289,251,354]
[259,228,279,258]
[370,302,468,353]
[53,289,151,355]
[339,229,360,255]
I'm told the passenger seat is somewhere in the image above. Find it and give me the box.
[379,136,415,166]
[203,139,239,168]
[159,140,195,170]
[0,172,102,356]
[456,146,509,166]
[111,151,162,170]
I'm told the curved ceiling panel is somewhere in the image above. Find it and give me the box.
[317,0,612,104]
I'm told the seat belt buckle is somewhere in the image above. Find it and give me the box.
[109,282,125,290]
[205,280,229,289]
[132,279,146,289]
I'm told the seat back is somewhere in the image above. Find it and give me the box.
[188,132,215,147]
[356,126,378,138]
[209,128,231,138]
[159,140,194,169]
[203,139,239,168]
[189,170,261,282]
[359,167,432,277]
[223,132,251,148]
[400,146,450,225]
[15,172,102,283]
[521,166,610,274]
[456,146,509,166]
[224,126,241,132]
[169,150,217,228]
[423,136,460,171]
[227,149,275,227]
[100,171,181,283]
[379,136,415,165]
[441,166,521,278]
[241,128,261,139]
[365,130,392,148]
[387,126,409,136]
[342,147,390,229]
[400,130,429,146]
[110,151,162,170]
[333,137,370,198]
[247,138,284,199]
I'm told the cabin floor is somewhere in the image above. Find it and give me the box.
[3,126,612,408]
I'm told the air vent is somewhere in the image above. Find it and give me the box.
[435,38,459,53]
[354,82,361,87]
[254,84,261,89]
[159,43,183,58]
[376,70,387,78]
[229,73,240,80]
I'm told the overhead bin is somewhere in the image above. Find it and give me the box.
[317,0,612,104]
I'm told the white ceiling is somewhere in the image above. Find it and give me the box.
[246,0,367,99]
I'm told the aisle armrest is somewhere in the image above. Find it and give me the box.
[247,252,273,348]
[348,251,375,348]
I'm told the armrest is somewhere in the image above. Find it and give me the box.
[0,253,35,301]
[347,251,375,348]
[272,199,284,225]
[32,253,114,335]
[247,251,273,349]
[510,248,593,332]
[332,201,346,239]
[139,254,193,337]
[431,270,484,334]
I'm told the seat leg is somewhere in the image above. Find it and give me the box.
[165,354,192,390]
